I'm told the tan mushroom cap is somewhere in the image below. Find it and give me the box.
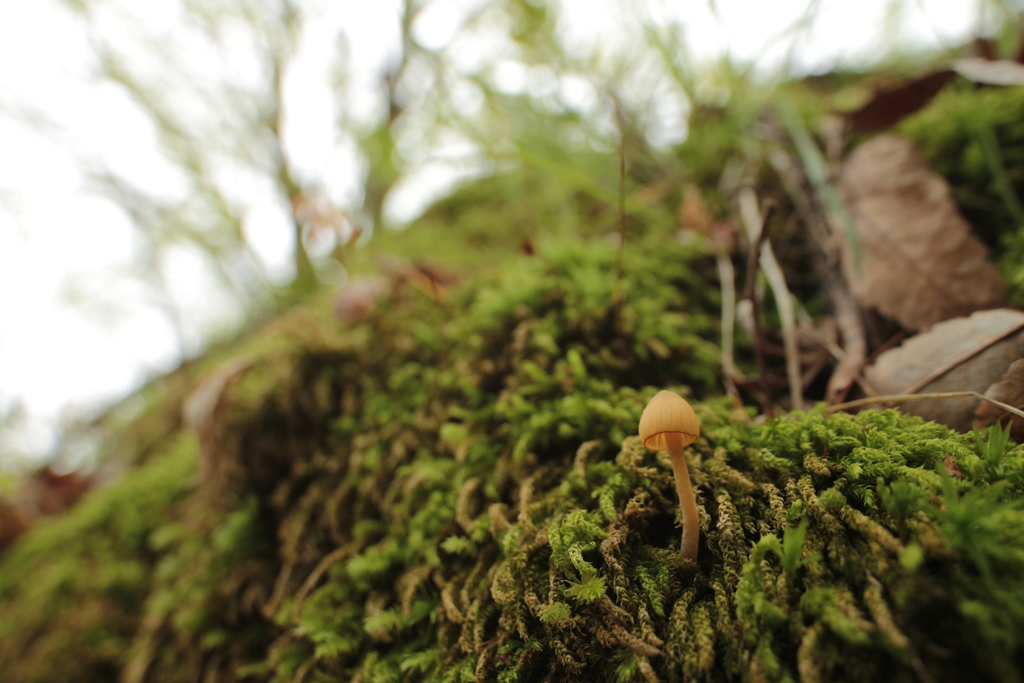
[638,390,700,450]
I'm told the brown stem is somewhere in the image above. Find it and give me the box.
[826,391,1024,420]
[665,432,699,566]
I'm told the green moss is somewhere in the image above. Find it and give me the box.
[0,435,198,683]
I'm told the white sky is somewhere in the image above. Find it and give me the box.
[0,0,984,468]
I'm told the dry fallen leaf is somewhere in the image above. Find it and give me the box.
[953,58,1024,86]
[679,184,714,231]
[183,358,253,479]
[840,136,1007,331]
[847,70,956,133]
[943,454,963,477]
[975,358,1024,440]
[862,308,1024,432]
[0,467,94,553]
[974,37,999,62]
[0,499,28,553]
[18,467,92,517]
[334,276,391,322]
[379,257,459,303]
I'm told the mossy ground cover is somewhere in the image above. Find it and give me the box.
[3,228,1024,682]
[5,77,1024,682]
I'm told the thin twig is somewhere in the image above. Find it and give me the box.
[794,321,848,364]
[740,191,804,410]
[826,391,1024,421]
[612,105,627,310]
[617,130,626,280]
[767,145,867,404]
[741,199,774,409]
[828,329,906,405]
[716,252,740,398]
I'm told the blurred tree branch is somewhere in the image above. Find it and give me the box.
[35,0,711,357]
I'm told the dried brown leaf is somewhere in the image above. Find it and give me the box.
[0,499,28,553]
[975,37,998,61]
[942,454,963,477]
[182,358,253,471]
[840,136,1007,331]
[679,184,714,231]
[862,308,1024,431]
[953,58,1024,86]
[379,257,458,303]
[334,275,390,322]
[0,467,94,553]
[847,70,956,133]
[19,467,92,517]
[975,358,1024,440]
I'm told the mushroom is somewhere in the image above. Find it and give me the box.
[639,390,701,566]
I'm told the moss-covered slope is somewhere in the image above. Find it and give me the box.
[3,229,1024,682]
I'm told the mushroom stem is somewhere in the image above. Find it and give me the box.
[665,431,699,564]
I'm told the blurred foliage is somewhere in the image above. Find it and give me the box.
[28,0,826,350]
[0,435,198,683]
[20,0,1020,401]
